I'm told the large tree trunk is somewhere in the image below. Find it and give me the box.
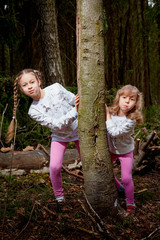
[77,0,118,217]
[140,0,152,107]
[36,0,65,86]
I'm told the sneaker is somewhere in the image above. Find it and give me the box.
[56,196,65,203]
[126,203,135,215]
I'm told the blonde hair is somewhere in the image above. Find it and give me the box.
[6,69,42,143]
[109,85,144,125]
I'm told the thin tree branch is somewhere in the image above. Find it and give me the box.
[140,227,160,240]
[14,203,36,240]
[0,103,8,147]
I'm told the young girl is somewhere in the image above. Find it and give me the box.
[105,85,143,215]
[7,69,80,203]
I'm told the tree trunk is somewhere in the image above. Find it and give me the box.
[140,0,152,107]
[77,0,118,217]
[36,0,65,86]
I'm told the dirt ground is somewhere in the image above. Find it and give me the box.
[0,155,160,240]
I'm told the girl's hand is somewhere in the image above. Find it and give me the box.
[105,104,111,120]
[75,94,80,112]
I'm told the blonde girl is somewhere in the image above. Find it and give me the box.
[7,69,80,203]
[105,85,143,215]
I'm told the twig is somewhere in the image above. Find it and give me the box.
[0,103,8,147]
[2,100,19,240]
[148,146,160,150]
[62,165,84,180]
[78,199,103,233]
[141,131,156,151]
[14,203,36,240]
[135,188,147,194]
[134,129,141,140]
[140,227,160,240]
[36,143,50,156]
[143,127,148,136]
[77,226,100,236]
[35,200,56,216]
[2,119,18,236]
[83,191,116,239]
[36,144,84,180]
[83,190,104,227]
[134,138,140,155]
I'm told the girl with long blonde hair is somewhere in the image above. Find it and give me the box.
[105,85,144,215]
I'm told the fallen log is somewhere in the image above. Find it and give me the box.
[0,149,49,170]
[0,145,80,179]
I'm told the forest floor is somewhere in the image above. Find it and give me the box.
[0,153,160,240]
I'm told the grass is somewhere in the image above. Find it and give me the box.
[0,173,53,219]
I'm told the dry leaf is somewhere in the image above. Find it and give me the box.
[23,146,34,151]
[0,147,12,153]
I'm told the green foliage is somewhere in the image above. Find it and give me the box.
[144,105,160,129]
[0,2,21,46]
[66,86,78,95]
[105,88,117,106]
[134,105,160,145]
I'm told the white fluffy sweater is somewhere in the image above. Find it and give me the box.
[28,83,78,142]
[106,115,136,154]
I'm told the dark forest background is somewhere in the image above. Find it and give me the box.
[0,0,160,149]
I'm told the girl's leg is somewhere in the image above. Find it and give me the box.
[119,152,134,204]
[74,140,81,158]
[110,152,122,189]
[50,141,68,198]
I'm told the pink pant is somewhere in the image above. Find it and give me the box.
[50,140,80,198]
[110,151,134,204]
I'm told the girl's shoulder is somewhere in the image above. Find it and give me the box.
[45,82,66,94]
[111,115,136,125]
[44,82,60,92]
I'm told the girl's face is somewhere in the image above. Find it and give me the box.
[118,91,137,116]
[19,73,42,101]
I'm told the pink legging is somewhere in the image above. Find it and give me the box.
[110,151,134,204]
[50,140,80,198]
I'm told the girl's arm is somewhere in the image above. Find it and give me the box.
[106,118,136,137]
[75,94,80,112]
[105,104,111,120]
[29,83,79,131]
[29,106,78,131]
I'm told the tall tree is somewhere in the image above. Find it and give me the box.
[36,0,65,86]
[77,0,118,216]
[140,0,152,107]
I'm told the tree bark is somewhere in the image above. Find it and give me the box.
[36,0,65,86]
[77,0,118,217]
[140,0,152,107]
